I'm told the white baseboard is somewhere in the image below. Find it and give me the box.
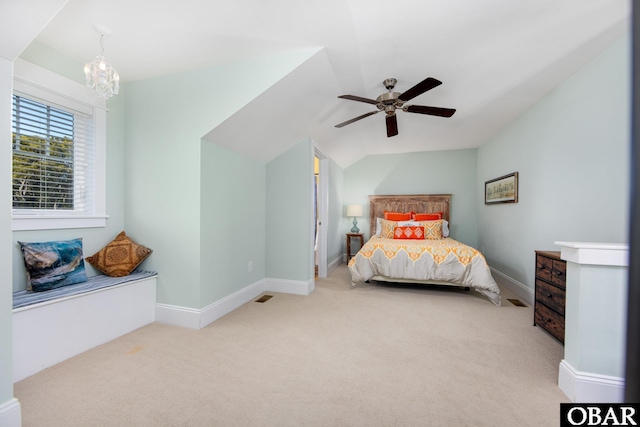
[155,303,202,330]
[13,276,156,383]
[0,399,21,427]
[200,280,267,328]
[156,277,314,330]
[266,278,314,295]
[558,360,625,403]
[490,267,534,305]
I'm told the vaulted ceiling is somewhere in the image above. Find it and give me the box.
[2,0,631,167]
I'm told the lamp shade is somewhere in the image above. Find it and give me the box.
[346,205,363,217]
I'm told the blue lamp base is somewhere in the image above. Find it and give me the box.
[350,217,360,233]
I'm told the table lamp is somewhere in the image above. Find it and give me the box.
[346,205,363,233]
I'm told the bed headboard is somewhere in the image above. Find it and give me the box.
[368,194,451,237]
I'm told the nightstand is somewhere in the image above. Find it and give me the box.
[534,250,566,343]
[347,233,364,261]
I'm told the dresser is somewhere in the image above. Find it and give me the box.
[534,250,566,343]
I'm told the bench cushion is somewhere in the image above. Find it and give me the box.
[13,270,157,309]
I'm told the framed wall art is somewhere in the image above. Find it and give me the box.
[485,172,518,205]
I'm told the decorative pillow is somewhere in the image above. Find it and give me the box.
[393,226,425,240]
[18,238,88,292]
[417,219,444,240]
[86,231,153,277]
[383,211,412,221]
[413,212,443,221]
[380,219,398,238]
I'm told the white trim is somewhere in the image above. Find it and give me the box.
[13,59,106,110]
[266,278,315,295]
[489,266,534,305]
[0,398,21,427]
[12,215,108,231]
[558,360,625,403]
[155,303,201,330]
[199,279,267,329]
[555,241,629,267]
[13,276,156,382]
[156,277,314,330]
[11,59,108,231]
[314,146,329,278]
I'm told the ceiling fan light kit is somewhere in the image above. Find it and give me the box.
[335,77,456,137]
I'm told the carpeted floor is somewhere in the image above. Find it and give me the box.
[14,264,568,426]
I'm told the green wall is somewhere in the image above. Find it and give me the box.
[200,142,267,304]
[266,139,314,281]
[477,32,630,289]
[12,42,322,311]
[343,149,479,247]
[124,52,317,309]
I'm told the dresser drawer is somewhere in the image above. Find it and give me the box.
[534,302,565,343]
[535,279,565,315]
[536,255,553,282]
[551,259,566,288]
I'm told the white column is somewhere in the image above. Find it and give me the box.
[555,241,628,403]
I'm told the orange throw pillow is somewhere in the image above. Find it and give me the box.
[393,226,425,240]
[413,212,443,221]
[384,211,412,221]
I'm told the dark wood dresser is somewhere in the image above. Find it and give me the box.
[534,250,566,343]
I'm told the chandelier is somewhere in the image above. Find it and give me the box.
[84,33,120,99]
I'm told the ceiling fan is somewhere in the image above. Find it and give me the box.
[335,77,456,137]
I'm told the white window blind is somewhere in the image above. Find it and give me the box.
[12,59,107,231]
[12,93,95,215]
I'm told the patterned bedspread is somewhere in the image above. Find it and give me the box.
[348,236,501,306]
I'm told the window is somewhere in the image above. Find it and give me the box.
[12,59,107,231]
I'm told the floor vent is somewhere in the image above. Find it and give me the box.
[255,295,273,303]
[507,298,527,307]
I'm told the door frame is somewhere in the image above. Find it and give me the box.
[314,147,329,278]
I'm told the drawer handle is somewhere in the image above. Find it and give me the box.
[546,293,553,298]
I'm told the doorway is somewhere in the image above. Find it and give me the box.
[314,149,328,278]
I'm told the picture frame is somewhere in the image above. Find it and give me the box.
[485,172,518,205]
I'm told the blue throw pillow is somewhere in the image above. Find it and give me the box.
[18,238,88,292]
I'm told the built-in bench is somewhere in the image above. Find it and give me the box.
[12,270,157,382]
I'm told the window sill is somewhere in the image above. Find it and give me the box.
[12,215,109,231]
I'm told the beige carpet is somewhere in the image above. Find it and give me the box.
[15,264,568,426]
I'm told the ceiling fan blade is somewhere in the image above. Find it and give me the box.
[338,95,379,105]
[386,114,398,137]
[405,105,456,118]
[398,77,442,102]
[335,110,379,128]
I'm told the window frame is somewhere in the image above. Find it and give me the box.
[12,59,108,231]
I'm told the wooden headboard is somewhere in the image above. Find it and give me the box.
[369,194,451,237]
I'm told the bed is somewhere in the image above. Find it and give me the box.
[347,194,501,306]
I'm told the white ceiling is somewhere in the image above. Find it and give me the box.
[4,0,631,167]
